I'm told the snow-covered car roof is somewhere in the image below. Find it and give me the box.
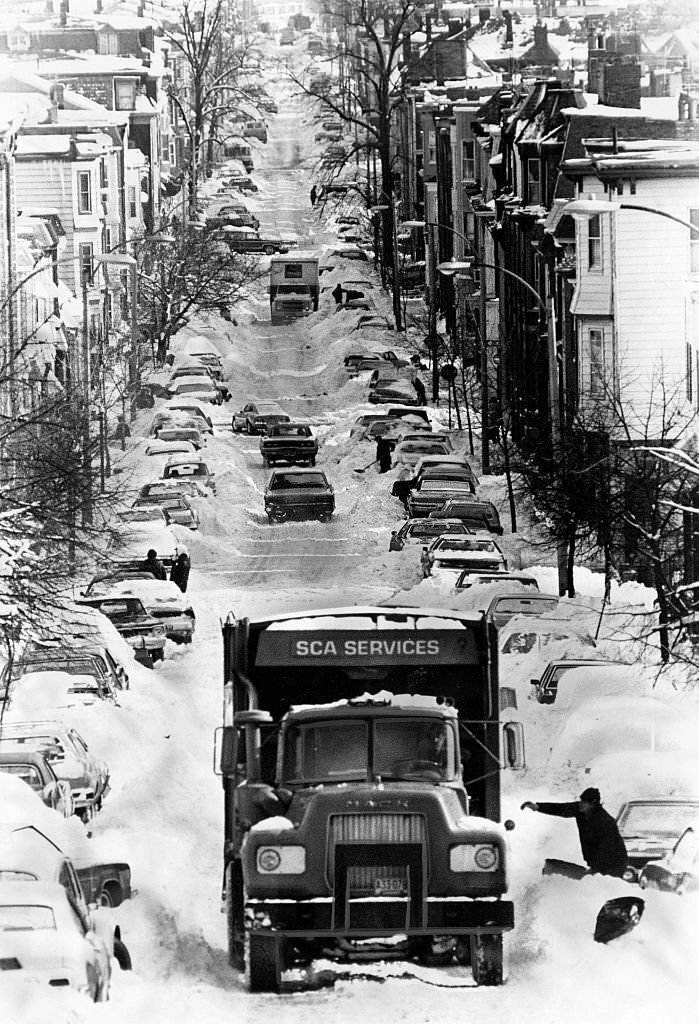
[107,578,187,605]
[145,439,197,456]
[553,664,651,712]
[164,454,212,469]
[547,697,699,767]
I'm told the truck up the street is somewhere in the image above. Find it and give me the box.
[214,605,524,992]
[269,253,319,324]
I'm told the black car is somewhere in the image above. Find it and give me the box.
[76,594,167,666]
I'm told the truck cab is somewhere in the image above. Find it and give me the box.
[215,606,523,992]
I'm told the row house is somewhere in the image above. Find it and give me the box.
[33,52,172,232]
[13,100,132,391]
[0,7,181,231]
[561,138,699,443]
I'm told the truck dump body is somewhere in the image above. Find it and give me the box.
[269,254,319,324]
[216,606,519,991]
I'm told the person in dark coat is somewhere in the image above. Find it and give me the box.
[391,466,415,510]
[142,548,167,581]
[331,282,343,307]
[376,436,393,474]
[413,377,427,405]
[310,185,317,206]
[170,552,191,593]
[521,787,628,877]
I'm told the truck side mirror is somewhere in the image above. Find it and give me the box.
[502,721,525,769]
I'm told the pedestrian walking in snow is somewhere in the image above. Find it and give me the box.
[413,377,427,405]
[142,548,167,581]
[310,185,317,206]
[376,436,393,474]
[521,787,628,877]
[170,552,191,593]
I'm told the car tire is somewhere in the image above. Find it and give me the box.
[114,937,132,971]
[318,513,332,523]
[264,245,274,255]
[99,882,123,908]
[273,510,288,523]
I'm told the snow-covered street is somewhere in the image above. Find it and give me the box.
[3,68,699,1024]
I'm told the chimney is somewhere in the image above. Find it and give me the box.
[533,23,548,51]
[59,0,68,26]
[95,0,103,11]
[425,13,432,44]
[448,19,462,37]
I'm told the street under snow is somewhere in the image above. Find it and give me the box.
[4,76,699,1024]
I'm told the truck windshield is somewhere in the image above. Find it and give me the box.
[281,718,453,784]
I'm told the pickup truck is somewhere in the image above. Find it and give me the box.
[264,468,334,522]
[260,422,318,466]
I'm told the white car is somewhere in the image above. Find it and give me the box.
[167,376,220,405]
[422,535,507,579]
[106,579,195,645]
[0,880,111,1000]
[392,439,450,468]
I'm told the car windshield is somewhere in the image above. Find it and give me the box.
[0,905,56,930]
[271,473,327,489]
[618,803,699,837]
[282,718,453,784]
[421,479,470,492]
[0,763,43,789]
[94,599,145,618]
[119,509,163,523]
[166,463,208,477]
[0,735,64,758]
[493,598,558,616]
[174,383,213,395]
[409,523,463,539]
[436,538,496,552]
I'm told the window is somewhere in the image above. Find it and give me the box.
[114,79,138,110]
[77,170,92,214]
[461,139,475,181]
[588,214,602,270]
[687,343,694,404]
[690,209,699,273]
[589,328,604,396]
[128,185,137,219]
[98,30,119,54]
[79,243,93,285]
[526,158,541,205]
[427,130,436,165]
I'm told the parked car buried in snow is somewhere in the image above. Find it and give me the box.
[264,468,335,523]
[616,799,699,882]
[639,826,699,893]
[0,720,109,821]
[76,594,167,666]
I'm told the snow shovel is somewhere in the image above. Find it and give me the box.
[593,896,645,943]
[353,458,378,474]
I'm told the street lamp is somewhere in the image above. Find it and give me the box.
[400,219,479,406]
[565,195,699,237]
[439,256,566,595]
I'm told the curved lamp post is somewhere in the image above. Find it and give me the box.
[400,219,476,404]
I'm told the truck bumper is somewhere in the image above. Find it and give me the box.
[246,898,514,938]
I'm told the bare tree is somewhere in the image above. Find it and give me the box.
[288,0,426,329]
[135,226,261,363]
[166,0,264,217]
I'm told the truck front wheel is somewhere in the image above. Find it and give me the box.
[247,932,286,992]
[470,934,503,986]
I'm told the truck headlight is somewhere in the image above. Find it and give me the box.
[256,846,306,874]
[449,844,499,872]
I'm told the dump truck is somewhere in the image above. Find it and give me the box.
[269,253,319,324]
[214,605,524,991]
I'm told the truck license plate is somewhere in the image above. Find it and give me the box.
[375,878,406,895]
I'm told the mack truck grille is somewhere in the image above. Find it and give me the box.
[328,813,427,928]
